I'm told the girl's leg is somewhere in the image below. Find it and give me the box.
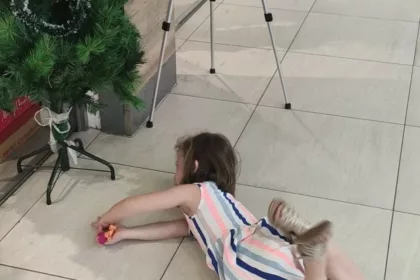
[325,243,365,280]
[303,258,327,280]
[268,199,365,280]
[99,219,189,245]
[296,221,332,280]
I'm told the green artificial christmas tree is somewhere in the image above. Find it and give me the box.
[0,0,145,205]
[0,0,145,115]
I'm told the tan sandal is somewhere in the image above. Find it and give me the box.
[268,198,311,239]
[295,220,333,259]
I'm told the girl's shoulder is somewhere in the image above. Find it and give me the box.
[196,181,216,188]
[173,184,202,217]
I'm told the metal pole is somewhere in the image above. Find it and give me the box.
[147,0,175,128]
[261,0,291,109]
[209,0,216,74]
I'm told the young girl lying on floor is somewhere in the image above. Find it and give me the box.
[92,132,365,280]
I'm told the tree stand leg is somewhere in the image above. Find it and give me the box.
[46,151,62,205]
[261,0,291,109]
[44,140,115,205]
[17,145,50,173]
[60,145,71,172]
[66,142,116,180]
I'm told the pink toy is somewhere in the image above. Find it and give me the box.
[97,224,118,245]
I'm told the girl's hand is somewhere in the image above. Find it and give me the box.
[91,216,110,233]
[103,226,127,245]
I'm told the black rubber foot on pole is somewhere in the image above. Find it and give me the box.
[210,68,216,74]
[146,121,154,128]
[285,103,292,110]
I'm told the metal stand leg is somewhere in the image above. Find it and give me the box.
[74,138,84,150]
[60,145,71,172]
[45,139,115,206]
[46,151,62,205]
[146,0,175,128]
[261,0,291,109]
[66,143,116,180]
[17,145,50,173]
[209,0,216,74]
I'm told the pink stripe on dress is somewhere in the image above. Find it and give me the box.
[223,242,254,280]
[242,235,296,269]
[201,185,229,234]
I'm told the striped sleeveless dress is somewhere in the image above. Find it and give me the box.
[184,182,305,280]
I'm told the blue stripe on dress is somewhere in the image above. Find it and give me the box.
[207,249,219,275]
[261,219,288,242]
[236,245,303,278]
[215,239,239,280]
[228,230,298,280]
[223,192,250,225]
[237,257,288,280]
[230,229,237,251]
[192,217,219,275]
[192,218,208,246]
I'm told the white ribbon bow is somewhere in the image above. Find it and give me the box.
[33,107,78,165]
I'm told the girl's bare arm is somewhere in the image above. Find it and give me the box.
[97,184,200,228]
[119,219,190,241]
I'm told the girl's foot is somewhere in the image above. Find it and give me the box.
[295,220,333,259]
[267,198,311,239]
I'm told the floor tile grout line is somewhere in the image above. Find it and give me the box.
[382,116,407,280]
[175,39,187,51]
[406,123,420,129]
[308,10,420,24]
[0,168,62,243]
[181,38,283,51]
[232,104,258,148]
[383,19,420,280]
[159,237,185,280]
[182,1,222,42]
[221,2,311,13]
[171,92,405,126]
[76,153,420,215]
[61,157,401,213]
[78,158,176,175]
[0,132,101,242]
[79,155,404,215]
[0,264,76,280]
[394,209,420,217]
[82,130,102,152]
[0,193,45,244]
[219,2,420,24]
[283,0,317,55]
[183,38,413,67]
[232,66,277,147]
[171,92,254,105]
[261,105,404,126]
[287,50,414,67]
[268,0,315,105]
[239,183,393,212]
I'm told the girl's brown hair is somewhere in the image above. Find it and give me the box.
[175,132,238,195]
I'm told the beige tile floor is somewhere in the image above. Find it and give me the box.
[1,0,420,279]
